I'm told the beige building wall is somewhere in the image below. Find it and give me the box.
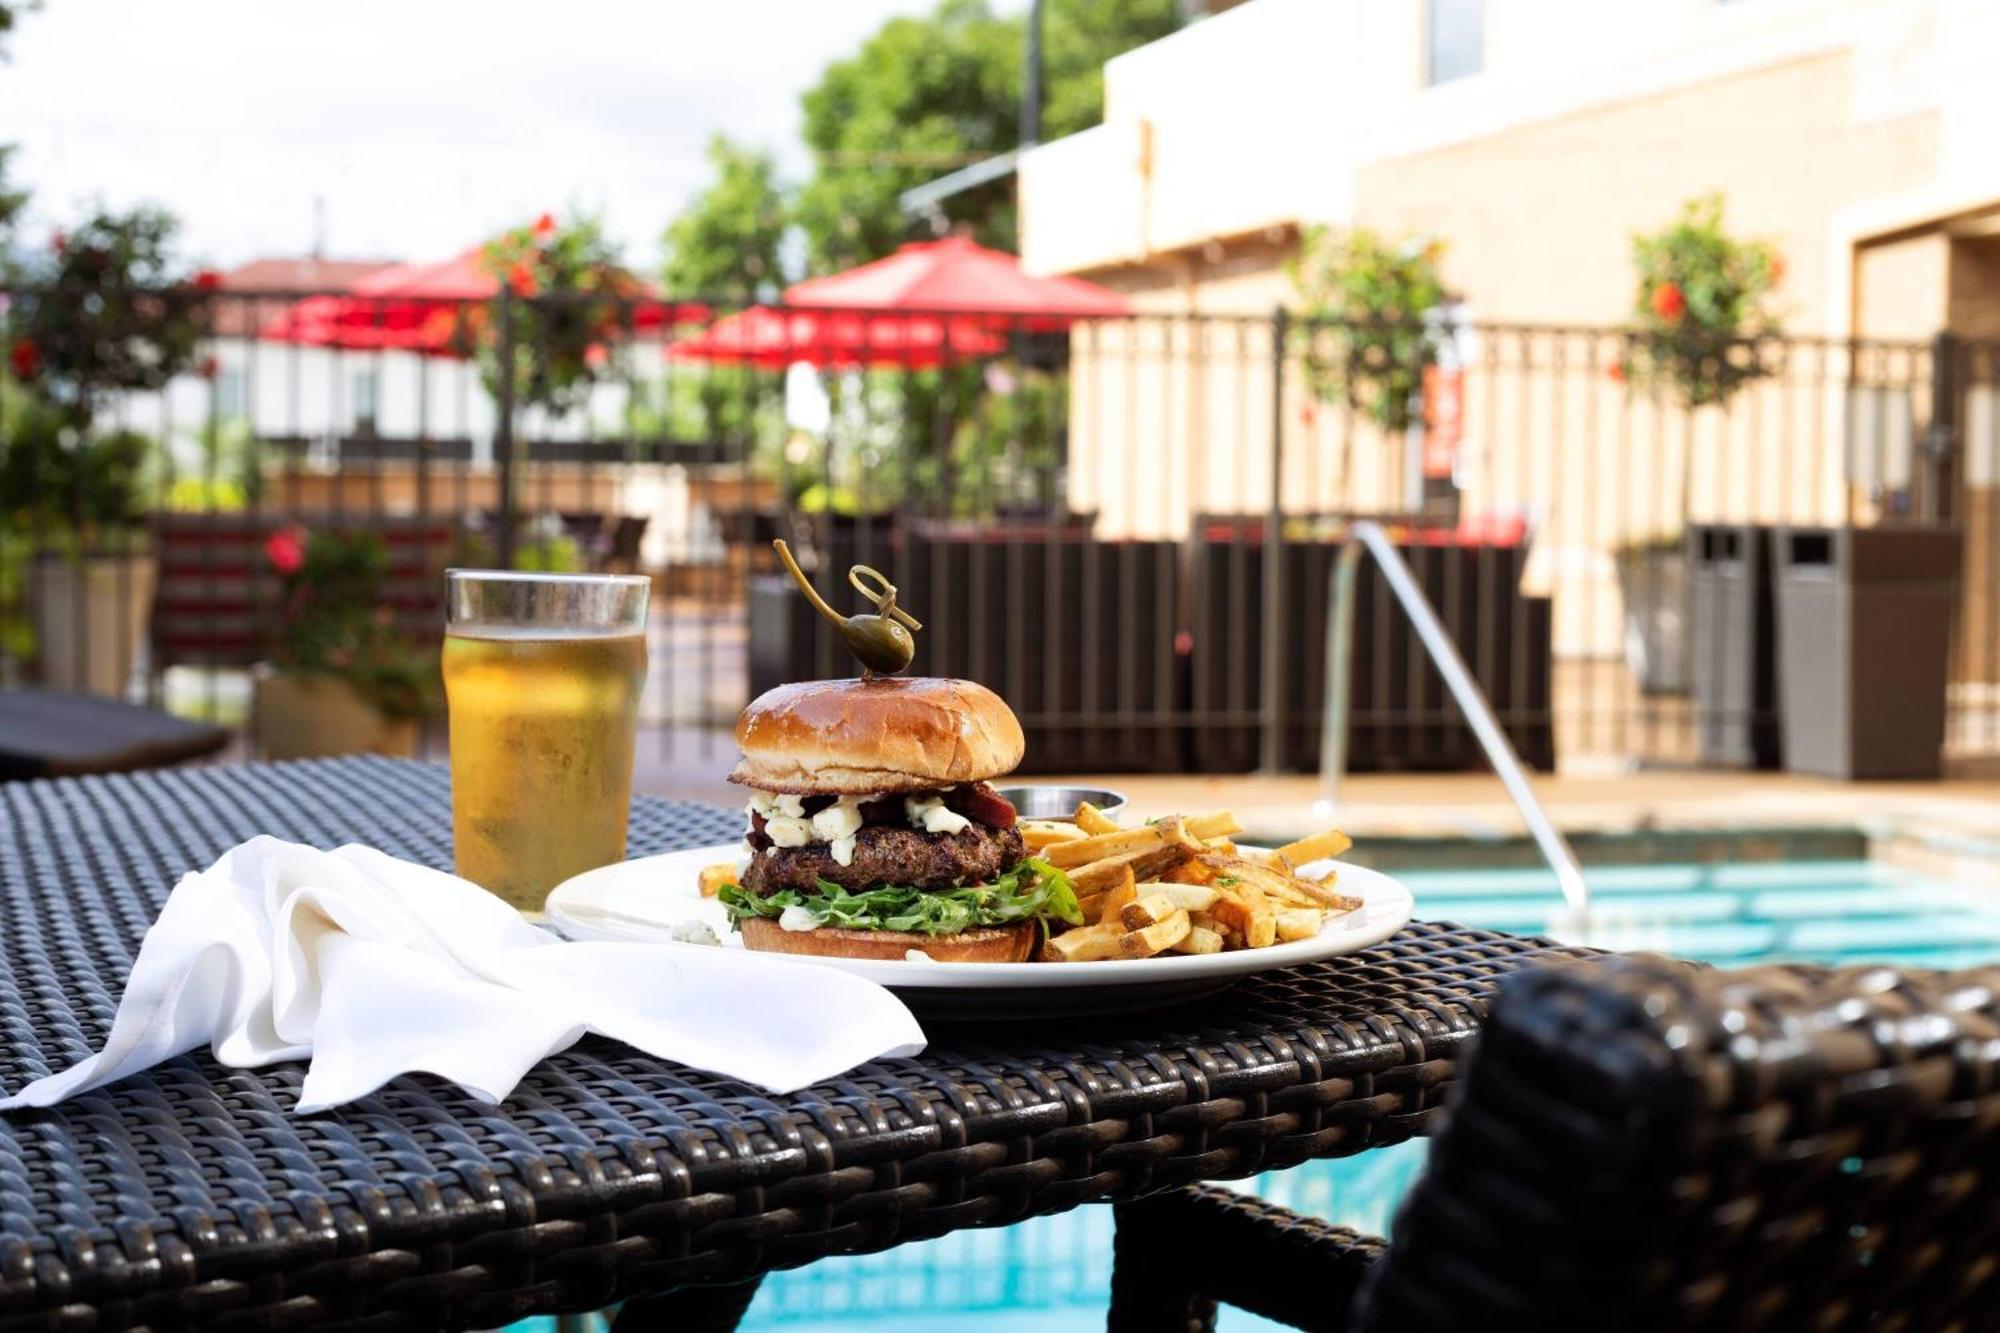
[1854,234,1951,339]
[1351,51,1939,333]
[1028,0,2000,704]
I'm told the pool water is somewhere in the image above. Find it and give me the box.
[510,859,2000,1333]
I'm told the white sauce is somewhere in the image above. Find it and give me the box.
[671,919,720,947]
[811,795,865,842]
[778,904,822,932]
[763,816,812,848]
[905,795,970,835]
[747,788,977,854]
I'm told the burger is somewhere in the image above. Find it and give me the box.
[716,676,1081,961]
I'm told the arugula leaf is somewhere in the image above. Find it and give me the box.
[719,857,1083,937]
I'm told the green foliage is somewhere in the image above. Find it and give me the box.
[476,212,647,415]
[939,364,1066,516]
[180,417,261,511]
[512,531,583,573]
[267,528,440,719]
[718,857,1082,935]
[0,382,154,534]
[1622,194,1783,408]
[794,0,1182,275]
[0,2,37,56]
[0,378,158,667]
[662,136,789,301]
[1289,227,1449,434]
[449,515,586,574]
[4,207,217,428]
[0,146,27,239]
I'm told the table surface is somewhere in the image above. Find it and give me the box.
[0,757,1595,1330]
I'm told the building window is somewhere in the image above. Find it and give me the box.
[214,367,246,421]
[1426,0,1484,86]
[350,369,379,435]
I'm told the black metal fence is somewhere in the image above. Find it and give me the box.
[3,283,1995,782]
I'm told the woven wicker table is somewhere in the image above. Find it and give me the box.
[0,757,1596,1331]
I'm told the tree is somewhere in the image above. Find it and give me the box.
[0,146,26,243]
[1290,227,1450,434]
[5,207,218,430]
[661,135,789,301]
[0,2,37,61]
[1621,193,1783,408]
[473,211,648,416]
[794,0,1181,275]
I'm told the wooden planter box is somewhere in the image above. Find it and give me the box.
[1186,523,1556,774]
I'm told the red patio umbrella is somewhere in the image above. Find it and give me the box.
[667,304,1006,368]
[782,235,1130,329]
[262,248,695,355]
[669,237,1127,367]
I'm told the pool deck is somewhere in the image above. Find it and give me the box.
[632,738,2000,883]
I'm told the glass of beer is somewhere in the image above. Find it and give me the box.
[443,570,650,911]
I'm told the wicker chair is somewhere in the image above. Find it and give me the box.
[1110,953,2000,1332]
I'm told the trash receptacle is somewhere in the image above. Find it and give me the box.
[1774,526,1962,780]
[1688,524,1780,769]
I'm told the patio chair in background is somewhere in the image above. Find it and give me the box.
[1109,953,2000,1331]
[0,688,228,780]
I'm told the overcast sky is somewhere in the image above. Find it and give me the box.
[0,0,979,269]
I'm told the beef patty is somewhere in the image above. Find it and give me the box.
[740,822,1027,897]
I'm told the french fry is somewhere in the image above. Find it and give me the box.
[1204,882,1275,949]
[1183,810,1244,840]
[1128,843,1196,883]
[1031,805,1361,962]
[1275,827,1354,868]
[1163,857,1219,887]
[1117,907,1190,958]
[1119,892,1179,931]
[1042,819,1179,870]
[1073,802,1121,836]
[698,863,739,898]
[1171,924,1225,955]
[1190,911,1243,950]
[1097,867,1140,926]
[1068,850,1154,891]
[1204,855,1354,913]
[1275,908,1325,942]
[1020,820,1088,851]
[1042,923,1125,962]
[1136,881,1219,912]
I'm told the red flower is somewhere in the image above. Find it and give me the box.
[1650,281,1686,322]
[8,339,40,380]
[532,212,557,238]
[506,259,539,297]
[197,355,220,380]
[1768,256,1786,285]
[265,527,307,575]
[1606,363,1626,383]
[51,230,66,256]
[192,268,224,291]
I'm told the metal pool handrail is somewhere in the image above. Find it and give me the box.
[1319,520,1591,919]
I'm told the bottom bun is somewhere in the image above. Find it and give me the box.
[738,916,1037,963]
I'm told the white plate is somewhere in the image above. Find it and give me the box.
[545,843,1415,1017]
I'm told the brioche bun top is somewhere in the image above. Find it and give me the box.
[729,676,1024,794]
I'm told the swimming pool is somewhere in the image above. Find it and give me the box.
[514,858,2000,1332]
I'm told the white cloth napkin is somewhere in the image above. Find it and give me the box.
[0,836,926,1112]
